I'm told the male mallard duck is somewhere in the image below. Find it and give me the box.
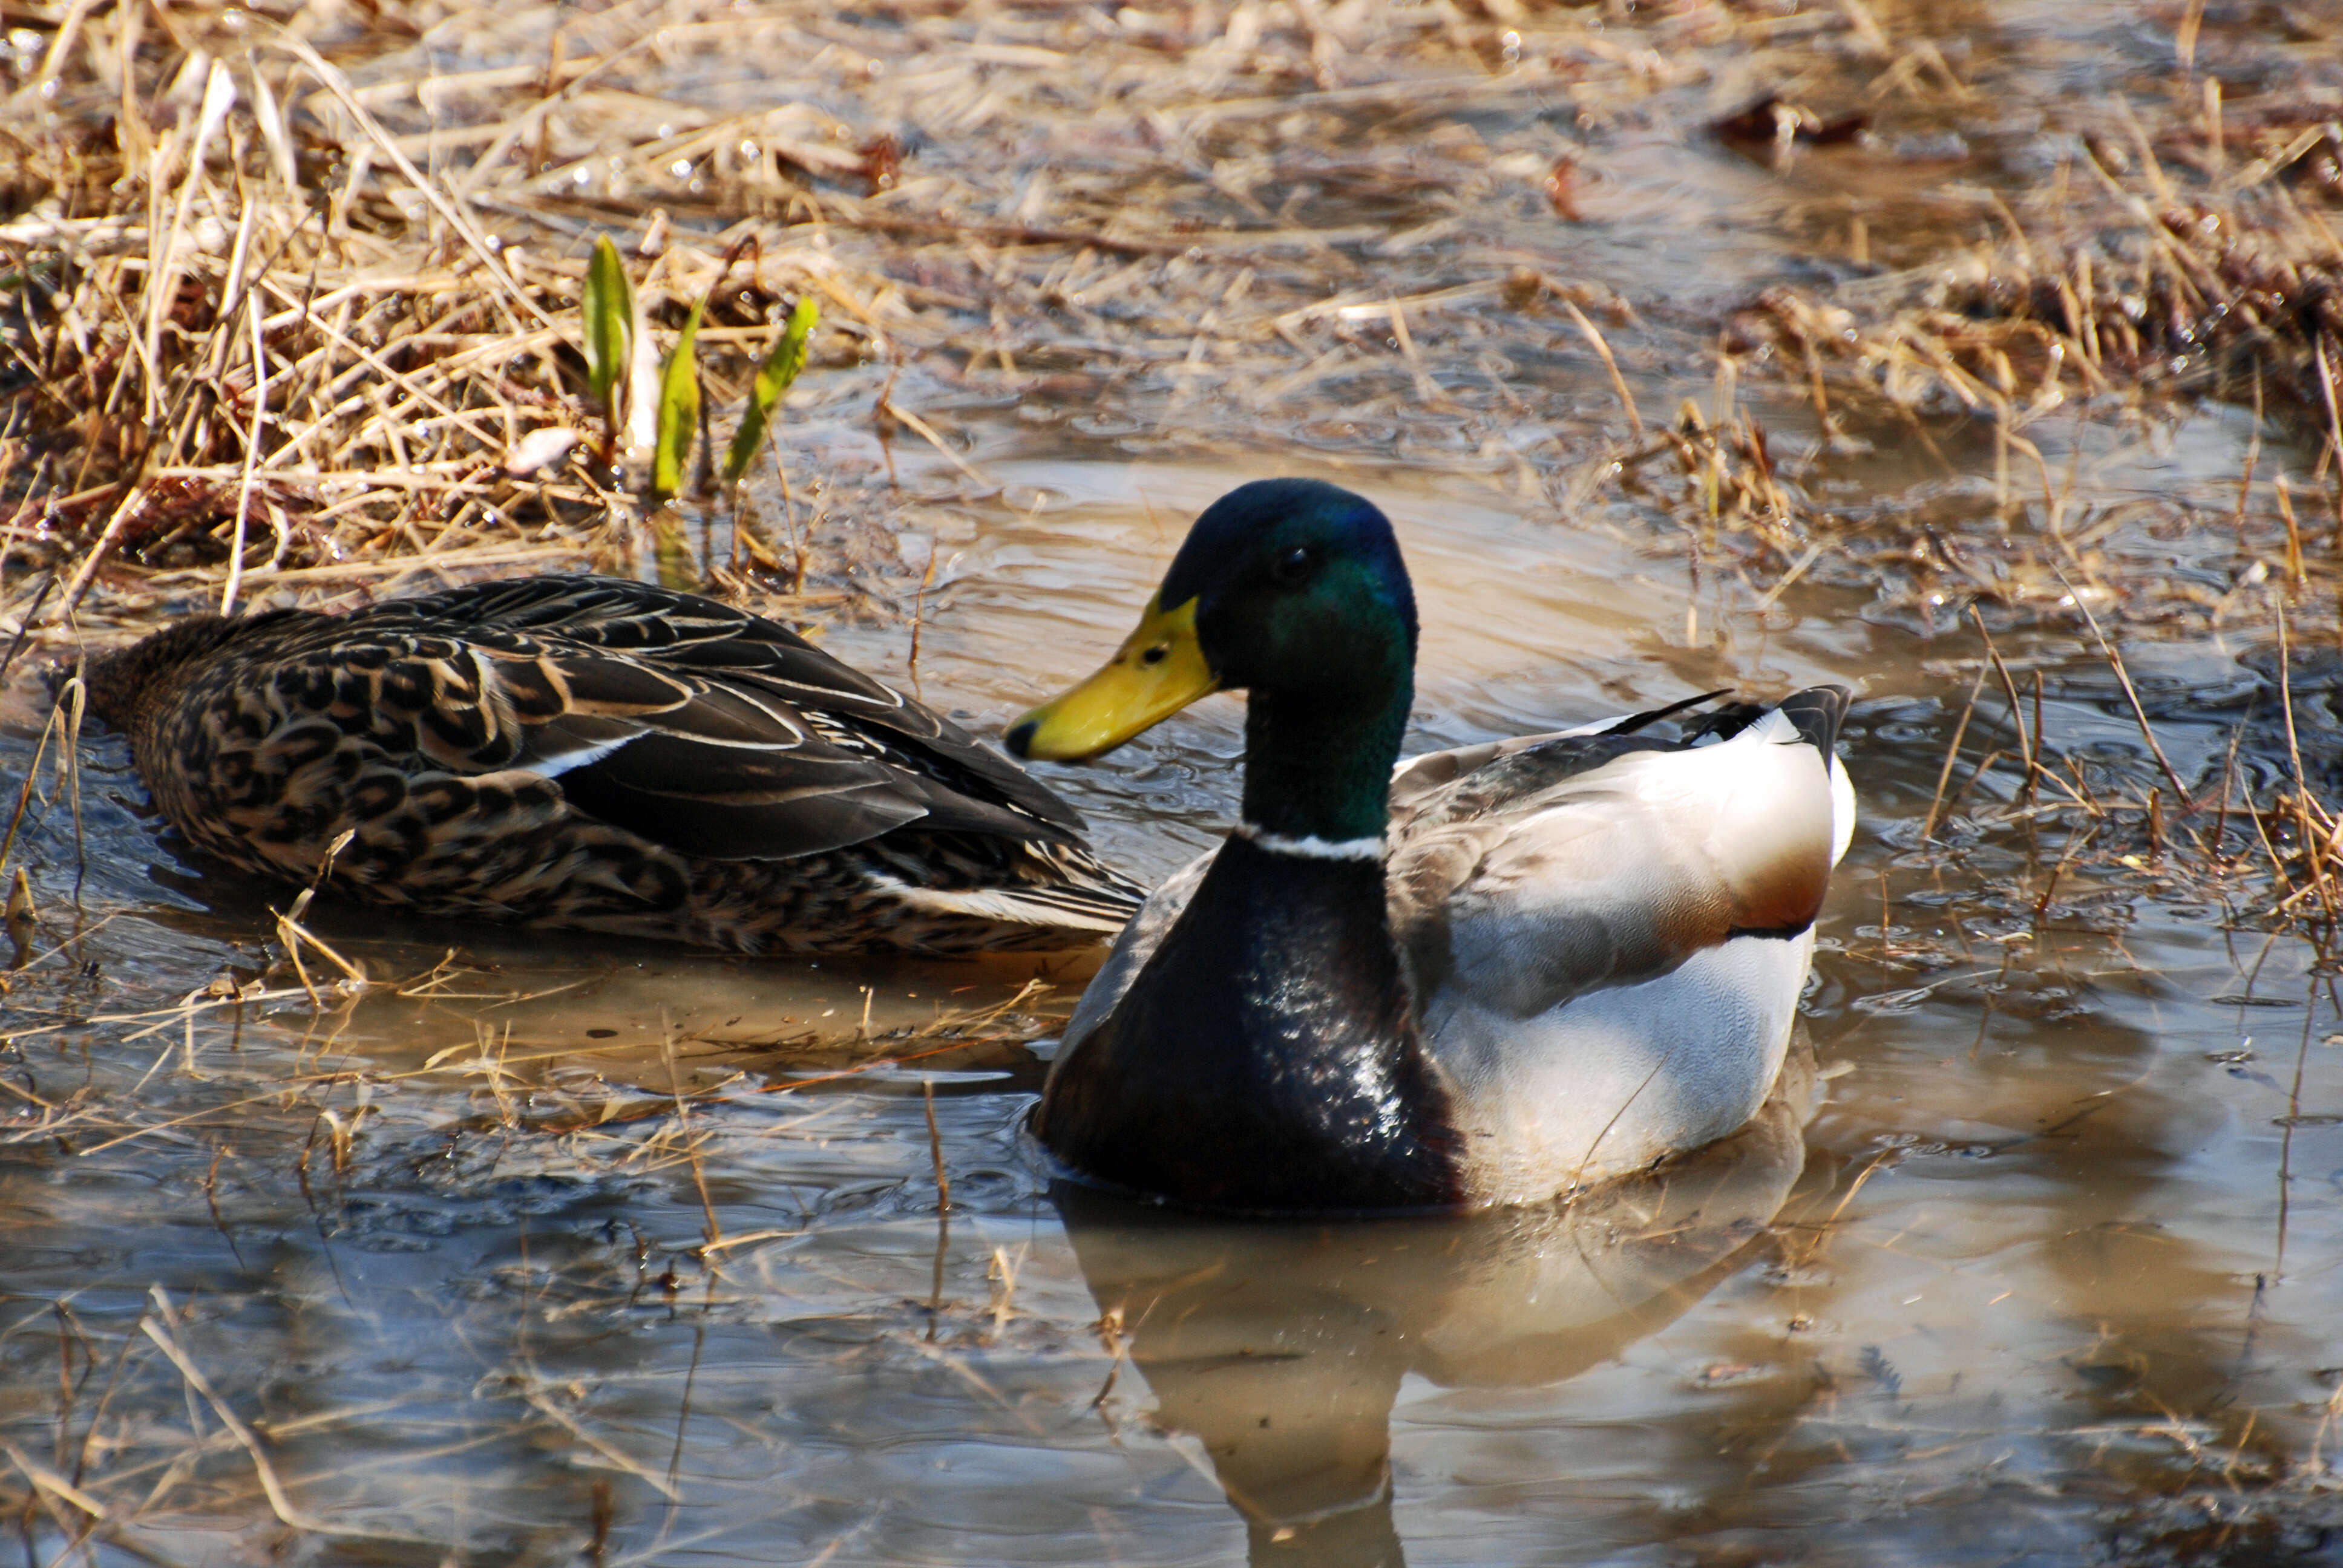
[84,575,1141,954]
[1006,478,1855,1211]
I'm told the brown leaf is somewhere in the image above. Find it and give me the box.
[1544,155,1583,220]
[1712,96,1868,149]
[857,132,904,195]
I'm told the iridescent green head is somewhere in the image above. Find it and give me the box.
[1008,479,1418,842]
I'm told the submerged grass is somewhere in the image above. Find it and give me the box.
[0,923,1072,1558]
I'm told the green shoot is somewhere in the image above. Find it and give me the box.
[650,298,704,499]
[723,296,819,488]
[582,236,632,454]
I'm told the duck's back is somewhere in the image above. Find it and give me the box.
[84,577,1139,953]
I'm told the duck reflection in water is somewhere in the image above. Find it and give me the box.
[1052,1042,1817,1568]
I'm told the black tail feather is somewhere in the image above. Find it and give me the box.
[1599,688,1732,737]
[1602,684,1852,756]
[1775,684,1853,759]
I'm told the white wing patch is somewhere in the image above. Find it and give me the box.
[530,732,640,779]
[865,874,1132,934]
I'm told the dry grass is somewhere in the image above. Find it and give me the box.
[1720,43,2343,630]
[8,0,2290,644]
[1738,100,2343,430]
[0,0,2330,667]
[0,0,1642,645]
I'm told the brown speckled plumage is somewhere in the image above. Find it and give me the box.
[84,576,1143,954]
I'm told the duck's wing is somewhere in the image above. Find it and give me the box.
[254,575,1095,864]
[1391,687,1851,1197]
[387,576,1085,829]
[1389,687,1854,1016]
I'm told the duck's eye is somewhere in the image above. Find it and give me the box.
[1140,644,1169,666]
[1270,545,1315,587]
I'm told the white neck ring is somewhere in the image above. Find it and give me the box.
[1233,821,1386,861]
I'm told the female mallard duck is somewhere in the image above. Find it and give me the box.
[84,575,1141,954]
[1006,478,1855,1211]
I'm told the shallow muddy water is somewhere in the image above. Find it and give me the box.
[12,423,2343,1566]
[9,1,2343,1563]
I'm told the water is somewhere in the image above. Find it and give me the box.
[10,430,2342,1564]
[8,1,2343,1563]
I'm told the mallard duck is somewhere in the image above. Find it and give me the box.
[1006,478,1855,1211]
[83,575,1142,954]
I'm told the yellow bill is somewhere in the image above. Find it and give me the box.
[1006,593,1218,762]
